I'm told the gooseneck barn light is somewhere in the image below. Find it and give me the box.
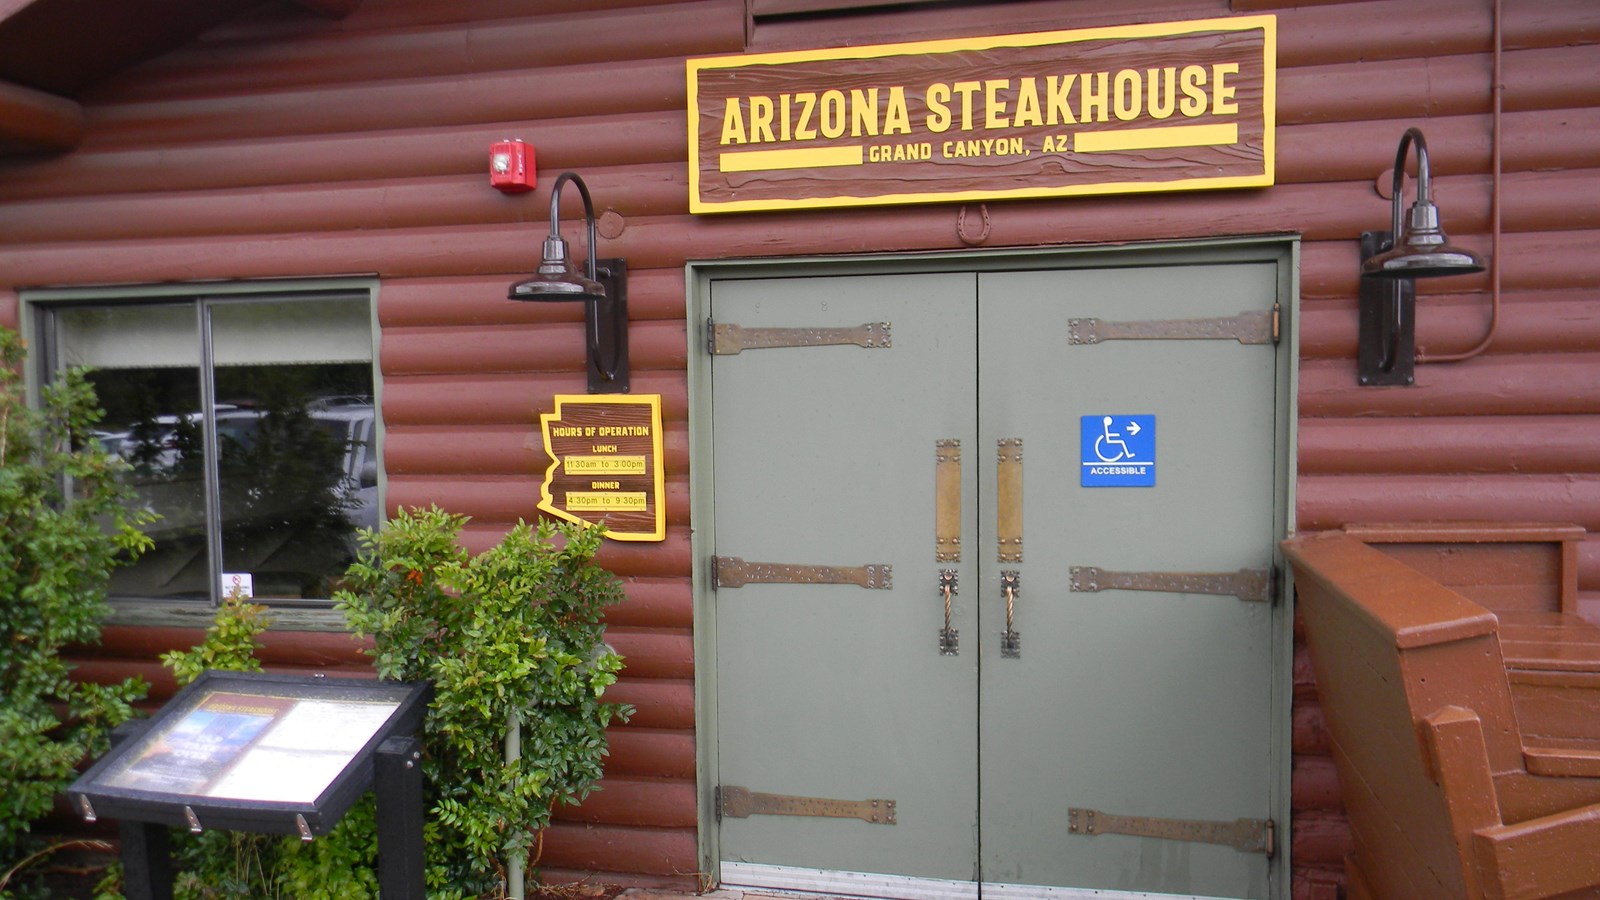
[1357,127,1485,386]
[508,171,629,393]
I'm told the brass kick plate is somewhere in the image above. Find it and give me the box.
[1067,309,1276,346]
[1068,807,1274,856]
[712,557,892,590]
[1069,566,1274,603]
[718,786,896,825]
[710,321,891,355]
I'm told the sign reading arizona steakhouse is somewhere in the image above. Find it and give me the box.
[688,16,1275,213]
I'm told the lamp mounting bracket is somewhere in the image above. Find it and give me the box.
[589,258,629,394]
[1358,230,1416,386]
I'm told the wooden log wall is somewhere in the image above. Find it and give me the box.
[1,0,1597,895]
[1,0,740,887]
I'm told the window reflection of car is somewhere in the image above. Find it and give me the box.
[107,400,378,602]
[91,430,129,457]
[212,403,378,534]
[116,406,236,473]
[307,402,379,534]
[116,401,376,534]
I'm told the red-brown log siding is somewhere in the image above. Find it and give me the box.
[3,0,1598,895]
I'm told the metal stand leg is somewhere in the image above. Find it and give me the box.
[106,720,172,900]
[119,821,173,900]
[375,736,425,900]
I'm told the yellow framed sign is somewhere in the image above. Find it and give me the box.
[538,394,666,541]
[687,15,1275,213]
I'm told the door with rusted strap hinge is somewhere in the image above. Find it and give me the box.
[707,259,1284,900]
[710,272,981,887]
[974,264,1278,899]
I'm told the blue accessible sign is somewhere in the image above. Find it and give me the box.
[1081,415,1156,487]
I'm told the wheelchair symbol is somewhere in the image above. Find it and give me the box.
[1093,416,1141,463]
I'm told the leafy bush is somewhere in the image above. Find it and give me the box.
[159,588,269,685]
[168,804,380,900]
[0,326,152,896]
[336,508,630,897]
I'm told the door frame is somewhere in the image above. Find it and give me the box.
[687,237,1301,899]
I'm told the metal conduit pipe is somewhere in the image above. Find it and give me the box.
[507,711,524,899]
[1420,0,1502,363]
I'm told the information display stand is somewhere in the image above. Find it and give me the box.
[68,671,431,900]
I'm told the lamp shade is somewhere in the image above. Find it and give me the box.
[508,236,606,301]
[1361,199,1485,280]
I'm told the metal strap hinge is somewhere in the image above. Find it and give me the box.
[1068,807,1275,856]
[712,556,893,590]
[717,785,897,825]
[1069,565,1277,603]
[1068,309,1276,346]
[709,320,892,355]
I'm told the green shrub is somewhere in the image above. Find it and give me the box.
[0,326,152,897]
[159,588,269,685]
[336,507,630,896]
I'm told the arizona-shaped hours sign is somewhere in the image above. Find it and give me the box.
[539,395,666,541]
[688,15,1274,213]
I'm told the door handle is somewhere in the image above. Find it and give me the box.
[938,569,959,656]
[1000,571,1020,658]
[997,439,1022,656]
[935,439,961,655]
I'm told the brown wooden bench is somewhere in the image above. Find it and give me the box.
[1340,522,1583,616]
[1286,532,1600,899]
[1343,522,1600,745]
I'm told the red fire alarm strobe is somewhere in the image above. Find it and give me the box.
[489,139,535,193]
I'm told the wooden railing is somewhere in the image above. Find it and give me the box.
[1285,532,1600,899]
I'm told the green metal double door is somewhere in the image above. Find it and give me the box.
[709,259,1285,899]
